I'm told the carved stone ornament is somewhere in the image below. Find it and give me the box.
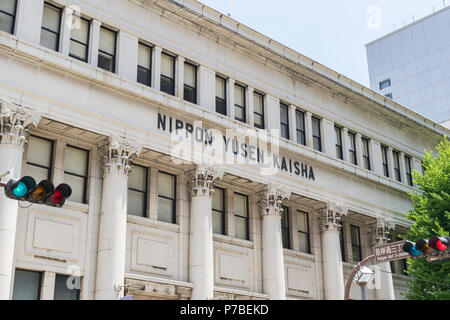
[319,201,348,232]
[104,135,142,175]
[0,99,41,147]
[257,183,291,217]
[369,217,396,245]
[189,165,224,197]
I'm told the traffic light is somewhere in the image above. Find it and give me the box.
[402,241,421,256]
[415,239,434,254]
[4,176,36,200]
[428,236,449,251]
[3,176,71,208]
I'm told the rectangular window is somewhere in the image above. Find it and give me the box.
[157,171,176,224]
[137,42,152,87]
[0,0,17,34]
[12,269,42,300]
[381,145,389,178]
[128,164,148,217]
[40,2,62,51]
[379,79,391,90]
[393,151,401,182]
[184,62,197,104]
[54,274,80,300]
[212,187,225,235]
[312,116,322,152]
[391,258,407,276]
[160,52,175,95]
[335,126,343,160]
[25,136,54,183]
[63,145,89,204]
[98,26,116,73]
[234,84,246,123]
[280,103,289,140]
[339,222,346,262]
[405,156,413,186]
[350,225,362,263]
[297,211,310,254]
[385,92,393,99]
[215,76,227,115]
[253,92,265,129]
[296,110,306,146]
[281,206,290,249]
[362,137,371,170]
[234,193,249,240]
[69,14,90,62]
[348,132,357,165]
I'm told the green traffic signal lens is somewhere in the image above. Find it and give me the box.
[12,182,28,197]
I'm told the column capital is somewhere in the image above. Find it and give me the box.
[319,201,348,232]
[0,99,41,147]
[257,183,291,217]
[189,165,223,197]
[369,217,395,245]
[104,135,142,175]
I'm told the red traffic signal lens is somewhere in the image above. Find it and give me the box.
[429,236,448,251]
[46,183,72,207]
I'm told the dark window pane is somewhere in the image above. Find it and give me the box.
[0,0,16,15]
[98,52,114,72]
[40,29,59,51]
[184,85,196,104]
[216,98,226,115]
[0,13,14,34]
[161,75,175,95]
[69,40,87,61]
[137,66,151,86]
[12,269,41,300]
[54,274,80,300]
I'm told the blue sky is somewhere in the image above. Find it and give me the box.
[199,0,448,87]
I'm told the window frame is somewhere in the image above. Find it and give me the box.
[335,126,343,160]
[98,25,117,73]
[63,145,89,204]
[183,61,197,104]
[297,210,311,254]
[234,83,247,123]
[350,224,362,263]
[281,205,291,249]
[379,79,391,90]
[160,52,176,96]
[137,41,153,87]
[127,164,149,217]
[393,150,401,182]
[215,75,227,116]
[212,186,226,235]
[405,156,413,186]
[253,91,265,130]
[348,131,357,165]
[381,145,389,178]
[311,116,322,152]
[295,109,306,146]
[233,192,249,241]
[69,14,91,62]
[0,0,18,35]
[25,135,54,181]
[40,2,63,52]
[362,137,371,170]
[280,102,290,140]
[157,170,177,224]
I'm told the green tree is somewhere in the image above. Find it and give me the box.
[403,137,450,300]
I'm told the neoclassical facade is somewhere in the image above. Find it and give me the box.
[0,0,448,300]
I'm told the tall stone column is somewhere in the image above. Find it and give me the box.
[95,136,141,300]
[188,165,223,300]
[0,100,40,300]
[258,184,291,300]
[371,218,395,300]
[320,201,347,300]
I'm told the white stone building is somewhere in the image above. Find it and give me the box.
[366,5,450,128]
[0,0,447,300]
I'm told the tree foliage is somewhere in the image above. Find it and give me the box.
[403,137,450,300]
